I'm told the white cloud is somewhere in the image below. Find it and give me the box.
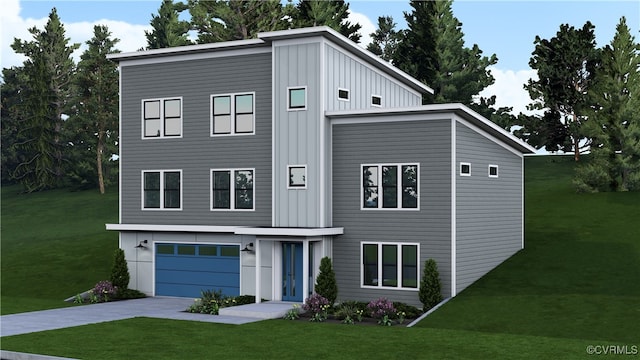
[479,67,540,116]
[348,10,375,48]
[1,0,149,71]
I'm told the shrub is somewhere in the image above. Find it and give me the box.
[303,293,330,322]
[115,288,146,300]
[187,289,225,315]
[110,248,130,293]
[91,280,117,303]
[283,304,300,320]
[419,258,443,312]
[392,301,422,319]
[334,302,363,324]
[314,257,338,306]
[367,297,396,326]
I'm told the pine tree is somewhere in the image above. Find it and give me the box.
[367,16,399,62]
[146,0,192,49]
[524,22,599,160]
[67,25,120,193]
[1,67,29,185]
[576,17,640,191]
[419,259,442,312]
[10,8,79,192]
[110,248,130,292]
[292,0,362,43]
[314,257,338,306]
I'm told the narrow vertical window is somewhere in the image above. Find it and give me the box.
[363,244,378,286]
[382,245,398,287]
[382,166,398,208]
[163,171,181,208]
[212,96,232,134]
[212,171,231,209]
[402,165,418,208]
[402,245,418,288]
[143,100,161,137]
[235,94,254,133]
[143,172,161,208]
[234,170,254,209]
[288,87,307,110]
[362,166,379,208]
[163,99,181,136]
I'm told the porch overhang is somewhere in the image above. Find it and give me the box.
[105,223,343,237]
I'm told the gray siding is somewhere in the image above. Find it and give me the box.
[332,119,452,306]
[120,53,272,226]
[325,43,422,111]
[273,42,323,227]
[455,120,523,294]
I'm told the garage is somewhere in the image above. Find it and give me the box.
[155,243,240,298]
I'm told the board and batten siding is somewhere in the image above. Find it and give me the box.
[324,43,423,111]
[120,53,272,226]
[332,119,453,306]
[455,120,523,294]
[273,41,323,227]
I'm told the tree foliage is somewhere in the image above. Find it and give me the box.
[292,0,361,43]
[67,25,120,193]
[9,8,80,192]
[575,17,640,191]
[314,256,338,306]
[145,0,192,49]
[367,16,399,62]
[110,248,131,292]
[1,67,29,185]
[419,258,442,312]
[524,22,599,160]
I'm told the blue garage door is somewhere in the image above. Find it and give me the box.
[155,243,240,298]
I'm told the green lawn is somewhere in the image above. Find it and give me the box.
[1,156,639,358]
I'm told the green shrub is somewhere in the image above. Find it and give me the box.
[419,258,443,312]
[115,288,146,300]
[314,257,338,306]
[109,248,130,293]
[392,302,422,319]
[334,302,363,323]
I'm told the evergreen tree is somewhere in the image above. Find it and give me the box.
[67,25,120,194]
[145,0,192,49]
[292,0,361,43]
[10,8,80,192]
[189,0,290,43]
[1,67,29,185]
[110,248,130,292]
[524,22,599,160]
[314,257,338,306]
[576,17,640,191]
[419,259,442,312]
[367,16,399,62]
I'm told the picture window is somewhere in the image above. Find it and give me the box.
[362,242,418,290]
[143,98,182,138]
[211,93,254,135]
[211,169,255,210]
[362,164,419,210]
[288,87,307,110]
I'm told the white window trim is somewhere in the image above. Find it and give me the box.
[361,163,420,211]
[210,92,256,137]
[287,165,307,190]
[210,168,256,211]
[287,86,307,111]
[141,97,183,139]
[337,87,350,102]
[488,164,499,178]
[360,242,420,291]
[460,162,471,177]
[371,94,382,107]
[141,169,183,211]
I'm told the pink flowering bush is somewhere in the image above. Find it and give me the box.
[367,297,396,326]
[91,280,118,303]
[303,293,330,322]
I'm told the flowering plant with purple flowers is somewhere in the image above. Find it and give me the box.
[303,293,330,322]
[91,280,118,303]
[367,297,396,326]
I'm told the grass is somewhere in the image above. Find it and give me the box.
[1,156,639,358]
[1,185,119,314]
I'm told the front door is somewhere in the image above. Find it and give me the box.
[282,242,303,301]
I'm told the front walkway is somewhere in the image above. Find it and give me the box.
[1,297,298,337]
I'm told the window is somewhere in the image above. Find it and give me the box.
[338,88,350,101]
[142,170,182,210]
[211,93,255,135]
[460,162,471,176]
[142,98,182,138]
[288,87,307,110]
[287,165,307,189]
[211,169,255,210]
[371,95,382,107]
[362,242,418,290]
[489,164,499,178]
[362,164,419,210]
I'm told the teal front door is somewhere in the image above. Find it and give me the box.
[282,242,303,301]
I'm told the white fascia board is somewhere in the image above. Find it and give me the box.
[105,224,242,233]
[234,227,344,236]
[258,26,433,95]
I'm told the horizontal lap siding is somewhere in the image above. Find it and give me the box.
[455,121,523,294]
[120,53,272,226]
[332,119,452,306]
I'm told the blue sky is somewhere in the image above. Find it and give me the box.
[2,0,639,114]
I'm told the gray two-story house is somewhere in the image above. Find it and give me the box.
[107,26,535,307]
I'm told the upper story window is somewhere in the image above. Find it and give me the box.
[362,164,419,210]
[288,86,307,111]
[362,242,419,290]
[288,165,307,189]
[142,170,182,210]
[460,162,471,176]
[338,88,350,101]
[142,98,182,138]
[489,164,499,178]
[211,168,255,211]
[371,95,382,107]
[211,93,255,136]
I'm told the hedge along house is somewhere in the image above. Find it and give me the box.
[106,26,535,307]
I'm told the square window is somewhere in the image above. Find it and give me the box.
[288,166,307,189]
[371,95,382,107]
[212,94,254,135]
[211,169,254,211]
[338,88,350,101]
[142,98,181,138]
[489,165,499,178]
[288,87,306,110]
[460,162,471,176]
[142,170,181,210]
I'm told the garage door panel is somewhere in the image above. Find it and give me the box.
[156,283,239,298]
[156,269,240,287]
[156,256,239,272]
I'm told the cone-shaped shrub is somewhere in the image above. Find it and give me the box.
[315,256,338,306]
[419,258,443,312]
[110,248,130,292]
